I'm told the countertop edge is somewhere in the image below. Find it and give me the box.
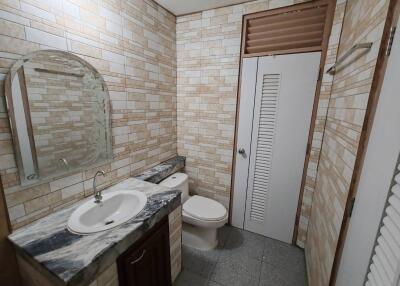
[9,192,181,286]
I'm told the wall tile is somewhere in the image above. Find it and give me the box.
[0,18,25,39]
[0,9,29,26]
[60,182,84,199]
[20,2,56,22]
[0,0,177,229]
[62,0,79,18]
[8,204,25,221]
[25,26,67,49]
[305,0,390,285]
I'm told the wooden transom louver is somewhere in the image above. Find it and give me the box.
[242,0,331,57]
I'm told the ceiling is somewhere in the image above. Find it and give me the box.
[154,0,254,16]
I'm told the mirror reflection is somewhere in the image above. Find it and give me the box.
[6,50,112,186]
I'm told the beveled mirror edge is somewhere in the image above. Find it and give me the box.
[16,66,40,184]
[4,49,113,189]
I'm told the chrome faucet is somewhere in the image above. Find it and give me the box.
[93,170,106,204]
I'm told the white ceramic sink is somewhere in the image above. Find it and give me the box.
[67,190,147,234]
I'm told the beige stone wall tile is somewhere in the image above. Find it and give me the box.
[169,206,182,282]
[0,18,25,39]
[5,183,50,207]
[8,203,25,221]
[0,35,40,55]
[24,190,61,214]
[0,0,177,229]
[305,0,390,285]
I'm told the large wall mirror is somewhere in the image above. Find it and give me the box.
[5,50,112,186]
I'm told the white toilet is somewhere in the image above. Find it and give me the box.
[159,172,228,250]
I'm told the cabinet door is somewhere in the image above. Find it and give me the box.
[118,218,172,286]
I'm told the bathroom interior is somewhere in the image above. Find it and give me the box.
[0,0,399,285]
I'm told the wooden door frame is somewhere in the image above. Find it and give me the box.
[228,0,337,245]
[329,0,400,284]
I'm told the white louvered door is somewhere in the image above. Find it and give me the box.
[365,162,400,286]
[240,53,321,243]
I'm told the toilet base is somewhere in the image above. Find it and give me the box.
[182,222,218,250]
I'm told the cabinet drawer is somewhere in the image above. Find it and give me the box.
[118,217,172,286]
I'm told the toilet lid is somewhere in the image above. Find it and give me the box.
[183,195,227,221]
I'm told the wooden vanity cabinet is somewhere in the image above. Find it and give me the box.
[117,217,172,286]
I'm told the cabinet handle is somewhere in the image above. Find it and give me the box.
[130,250,146,265]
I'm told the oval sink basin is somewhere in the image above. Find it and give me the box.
[67,190,147,234]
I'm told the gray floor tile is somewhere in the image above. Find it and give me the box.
[263,238,306,275]
[174,270,209,286]
[260,262,307,286]
[174,270,225,286]
[210,255,262,286]
[217,226,233,248]
[208,281,224,286]
[259,262,289,286]
[182,245,219,278]
[179,226,307,286]
[219,227,265,261]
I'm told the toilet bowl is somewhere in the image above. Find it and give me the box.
[159,172,228,250]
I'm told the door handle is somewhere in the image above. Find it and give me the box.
[130,249,146,265]
[238,148,245,155]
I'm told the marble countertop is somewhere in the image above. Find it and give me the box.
[8,178,181,286]
[135,155,185,183]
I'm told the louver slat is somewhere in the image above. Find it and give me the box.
[366,163,400,285]
[247,22,324,41]
[243,1,329,57]
[249,74,280,222]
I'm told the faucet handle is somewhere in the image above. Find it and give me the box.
[94,170,106,177]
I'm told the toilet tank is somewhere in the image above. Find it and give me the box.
[159,172,189,203]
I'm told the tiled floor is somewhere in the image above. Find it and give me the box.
[174,226,307,286]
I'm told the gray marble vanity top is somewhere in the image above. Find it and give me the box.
[8,178,181,286]
[135,155,185,183]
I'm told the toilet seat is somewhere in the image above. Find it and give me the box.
[158,172,228,250]
[182,195,228,229]
[182,209,228,229]
[183,195,227,221]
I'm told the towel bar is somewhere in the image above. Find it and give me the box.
[326,42,373,75]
